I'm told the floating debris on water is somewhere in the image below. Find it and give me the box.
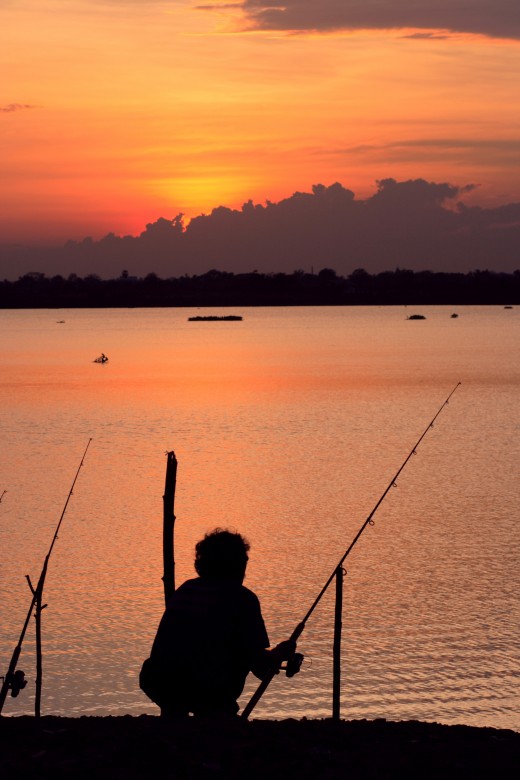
[451,313,459,318]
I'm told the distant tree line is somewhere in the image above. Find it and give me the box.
[0,268,519,309]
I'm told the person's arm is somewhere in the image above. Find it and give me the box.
[240,587,298,679]
[250,639,297,680]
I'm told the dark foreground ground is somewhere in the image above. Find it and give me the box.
[1,716,519,779]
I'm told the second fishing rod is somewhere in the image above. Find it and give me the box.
[0,439,92,716]
[241,382,461,719]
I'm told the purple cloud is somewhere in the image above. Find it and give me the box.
[235,1,520,41]
[2,179,520,279]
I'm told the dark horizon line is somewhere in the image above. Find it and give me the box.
[2,267,519,309]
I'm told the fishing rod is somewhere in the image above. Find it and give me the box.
[241,383,461,719]
[0,439,92,716]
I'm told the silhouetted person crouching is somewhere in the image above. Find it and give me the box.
[140,528,297,717]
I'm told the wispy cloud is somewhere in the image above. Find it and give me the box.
[344,138,520,152]
[402,32,451,41]
[335,138,520,166]
[197,3,244,9]
[0,103,36,113]
[232,1,520,41]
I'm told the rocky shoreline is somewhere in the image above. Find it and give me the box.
[1,716,519,779]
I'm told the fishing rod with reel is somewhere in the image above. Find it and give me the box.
[241,383,461,719]
[0,439,92,716]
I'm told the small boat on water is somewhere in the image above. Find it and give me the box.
[407,314,426,320]
[451,313,459,318]
[188,315,243,322]
[93,353,108,363]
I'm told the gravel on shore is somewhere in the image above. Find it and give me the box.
[0,715,519,779]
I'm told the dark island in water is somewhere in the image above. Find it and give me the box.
[1,716,518,779]
[188,315,243,321]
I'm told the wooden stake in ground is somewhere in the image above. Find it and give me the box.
[162,451,177,606]
[332,566,344,721]
[26,571,48,718]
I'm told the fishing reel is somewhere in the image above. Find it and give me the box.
[282,652,304,678]
[3,669,27,698]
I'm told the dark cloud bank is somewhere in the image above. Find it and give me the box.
[2,178,520,280]
[235,0,520,40]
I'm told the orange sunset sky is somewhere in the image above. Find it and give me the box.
[2,1,520,246]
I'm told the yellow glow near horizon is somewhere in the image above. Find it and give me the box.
[154,174,266,216]
[2,1,520,243]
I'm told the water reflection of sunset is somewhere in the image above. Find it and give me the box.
[5,306,518,413]
[1,307,519,725]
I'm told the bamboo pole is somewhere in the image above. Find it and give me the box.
[162,451,177,606]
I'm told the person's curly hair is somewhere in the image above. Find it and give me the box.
[194,528,250,580]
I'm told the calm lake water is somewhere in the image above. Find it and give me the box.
[0,306,519,730]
